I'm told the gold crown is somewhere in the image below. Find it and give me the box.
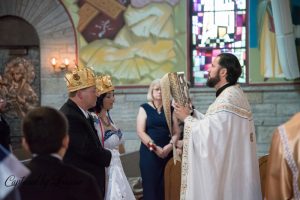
[95,75,114,96]
[64,67,96,92]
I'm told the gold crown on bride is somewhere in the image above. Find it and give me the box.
[95,75,115,96]
[64,67,96,92]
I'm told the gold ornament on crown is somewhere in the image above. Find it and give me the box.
[95,75,114,96]
[64,67,96,92]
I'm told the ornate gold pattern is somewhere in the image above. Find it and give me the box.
[64,67,96,92]
[161,72,190,133]
[95,75,114,96]
[206,85,252,119]
[168,72,189,106]
[180,115,194,200]
[1,57,38,117]
[161,72,189,164]
[160,73,172,133]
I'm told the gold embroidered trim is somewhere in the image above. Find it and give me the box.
[206,85,252,119]
[160,73,172,133]
[206,103,252,119]
[180,115,194,200]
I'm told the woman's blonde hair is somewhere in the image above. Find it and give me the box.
[146,79,160,101]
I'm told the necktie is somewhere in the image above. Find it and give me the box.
[87,114,95,131]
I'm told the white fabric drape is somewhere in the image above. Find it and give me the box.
[105,150,136,200]
[180,85,262,200]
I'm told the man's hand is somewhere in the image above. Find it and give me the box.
[176,140,183,149]
[174,102,190,121]
[176,148,182,156]
[175,140,183,156]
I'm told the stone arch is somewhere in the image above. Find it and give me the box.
[0,15,39,46]
[0,0,76,148]
[0,0,76,106]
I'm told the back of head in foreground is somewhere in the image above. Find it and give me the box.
[22,106,68,156]
[20,107,104,200]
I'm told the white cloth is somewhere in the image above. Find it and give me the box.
[105,149,135,200]
[104,133,124,150]
[0,145,30,199]
[104,132,133,200]
[271,0,300,79]
[180,85,262,200]
[90,112,135,200]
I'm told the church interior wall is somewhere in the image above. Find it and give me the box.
[0,0,299,157]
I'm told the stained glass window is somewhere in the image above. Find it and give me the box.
[191,0,247,86]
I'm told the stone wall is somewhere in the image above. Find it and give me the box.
[1,0,300,158]
[108,85,300,156]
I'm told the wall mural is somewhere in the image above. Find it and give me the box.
[63,0,300,86]
[63,0,187,86]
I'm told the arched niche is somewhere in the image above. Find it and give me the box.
[0,0,76,148]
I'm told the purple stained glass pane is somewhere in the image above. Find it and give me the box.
[191,0,247,85]
[235,34,241,41]
[193,3,198,12]
[236,14,243,26]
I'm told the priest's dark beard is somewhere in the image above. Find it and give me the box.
[206,73,221,88]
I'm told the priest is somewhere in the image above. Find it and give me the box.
[174,53,262,200]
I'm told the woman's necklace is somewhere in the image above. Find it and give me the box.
[99,115,111,127]
[152,101,162,114]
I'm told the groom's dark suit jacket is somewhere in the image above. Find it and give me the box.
[60,99,112,196]
[0,114,11,151]
[19,155,103,200]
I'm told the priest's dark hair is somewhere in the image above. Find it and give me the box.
[218,53,242,85]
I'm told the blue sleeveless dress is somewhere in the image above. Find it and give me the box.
[139,103,172,200]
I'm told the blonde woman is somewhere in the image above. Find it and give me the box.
[136,79,178,200]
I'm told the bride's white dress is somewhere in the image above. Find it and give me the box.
[91,113,135,200]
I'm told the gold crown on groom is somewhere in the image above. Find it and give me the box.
[64,67,96,92]
[95,75,114,96]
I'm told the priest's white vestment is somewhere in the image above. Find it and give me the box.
[180,85,262,200]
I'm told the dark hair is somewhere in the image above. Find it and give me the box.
[22,107,68,155]
[218,53,242,85]
[88,92,114,123]
[88,93,107,113]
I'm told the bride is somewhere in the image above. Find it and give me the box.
[90,75,135,200]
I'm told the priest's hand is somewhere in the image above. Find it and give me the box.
[175,140,183,156]
[174,102,190,121]
[176,148,182,156]
[176,140,183,149]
